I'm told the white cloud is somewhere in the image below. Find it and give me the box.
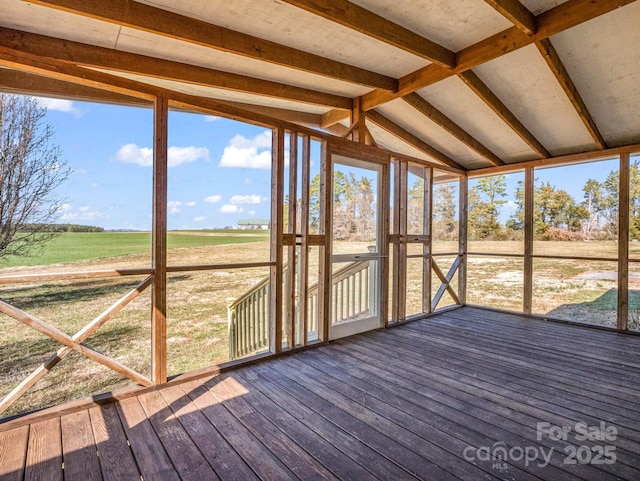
[230,194,264,205]
[58,203,106,222]
[219,131,272,169]
[185,201,197,207]
[194,216,206,222]
[115,143,153,167]
[114,144,209,167]
[168,146,209,167]
[168,201,182,214]
[248,210,256,216]
[35,97,83,117]
[220,204,243,214]
[204,115,220,122]
[204,195,222,203]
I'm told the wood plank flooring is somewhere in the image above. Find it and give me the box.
[1,306,640,480]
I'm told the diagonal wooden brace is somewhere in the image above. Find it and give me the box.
[0,276,153,414]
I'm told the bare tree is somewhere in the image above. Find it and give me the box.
[0,94,70,259]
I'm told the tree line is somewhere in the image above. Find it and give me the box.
[466,163,640,241]
[19,223,104,233]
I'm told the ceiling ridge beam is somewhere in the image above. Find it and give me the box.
[366,110,466,170]
[483,0,536,35]
[535,38,607,150]
[26,0,398,92]
[350,0,638,115]
[0,27,352,110]
[458,71,550,158]
[403,93,505,166]
[280,0,456,68]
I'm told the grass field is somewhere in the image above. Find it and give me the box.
[1,234,638,417]
[0,230,270,268]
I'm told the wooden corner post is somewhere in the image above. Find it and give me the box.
[618,153,630,330]
[523,166,534,315]
[458,174,468,305]
[152,96,168,384]
[270,128,285,353]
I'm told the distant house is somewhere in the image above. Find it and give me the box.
[237,219,270,230]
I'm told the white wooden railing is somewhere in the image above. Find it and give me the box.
[227,259,370,359]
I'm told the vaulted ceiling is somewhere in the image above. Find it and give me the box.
[0,0,638,172]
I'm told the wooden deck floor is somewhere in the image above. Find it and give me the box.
[2,306,640,480]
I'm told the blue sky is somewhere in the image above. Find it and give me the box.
[36,97,276,230]
[35,96,633,231]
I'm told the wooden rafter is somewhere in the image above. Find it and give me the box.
[483,0,536,35]
[0,68,147,106]
[280,0,456,68]
[458,70,550,158]
[0,67,325,127]
[27,0,397,92]
[535,38,607,150]
[366,110,465,170]
[403,93,505,166]
[0,27,352,111]
[325,0,637,121]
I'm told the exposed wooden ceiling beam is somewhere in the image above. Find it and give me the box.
[366,110,466,170]
[483,0,536,35]
[280,0,456,68]
[212,100,323,127]
[0,66,325,128]
[349,0,638,114]
[27,0,398,92]
[0,47,157,101]
[472,142,640,177]
[403,93,505,166]
[0,68,148,106]
[535,38,607,150]
[0,27,352,111]
[458,70,550,158]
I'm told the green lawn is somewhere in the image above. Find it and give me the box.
[0,230,270,268]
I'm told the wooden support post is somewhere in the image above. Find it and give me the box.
[151,95,168,384]
[318,143,332,341]
[424,167,433,314]
[523,166,534,315]
[380,160,390,327]
[286,133,298,349]
[397,160,408,321]
[270,128,285,353]
[299,135,311,345]
[458,174,468,305]
[389,160,399,323]
[618,153,630,330]
[352,97,367,144]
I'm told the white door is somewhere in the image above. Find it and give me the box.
[329,155,384,340]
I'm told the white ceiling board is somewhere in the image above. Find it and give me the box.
[115,28,369,98]
[137,0,428,78]
[417,77,539,163]
[94,69,331,115]
[375,99,490,169]
[549,2,640,147]
[349,0,513,51]
[0,0,120,48]
[519,0,568,15]
[472,44,598,156]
